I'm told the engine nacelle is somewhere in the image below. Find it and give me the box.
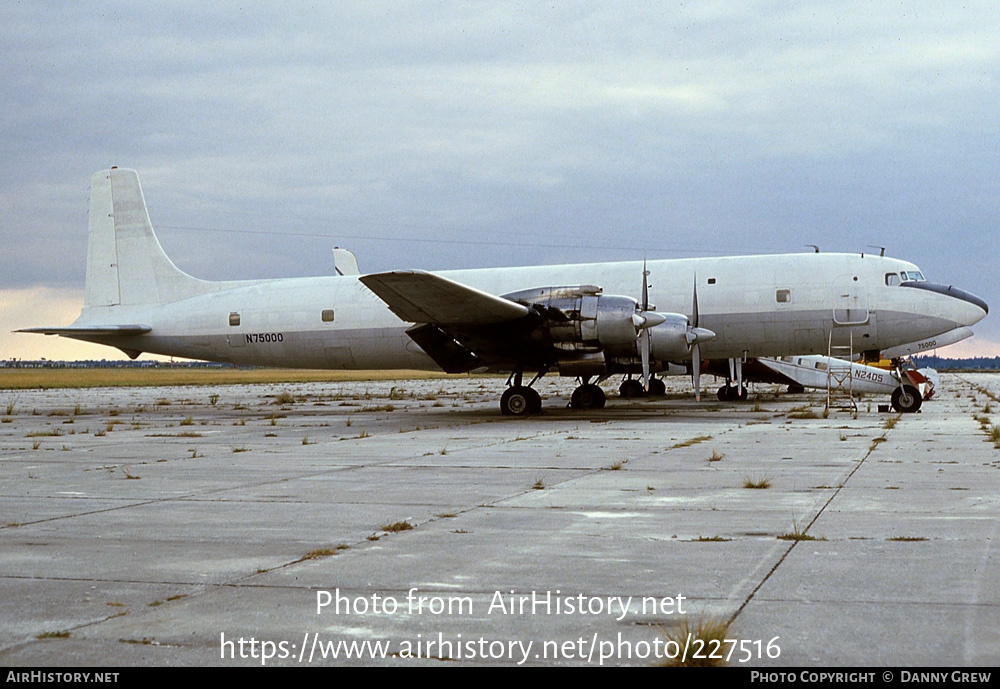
[589,295,644,355]
[647,314,694,361]
[503,285,713,376]
[503,286,642,356]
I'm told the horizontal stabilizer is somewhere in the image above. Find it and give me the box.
[360,270,530,325]
[16,325,151,337]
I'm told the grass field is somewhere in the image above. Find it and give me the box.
[0,368,458,390]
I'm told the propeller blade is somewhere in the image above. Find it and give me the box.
[692,343,702,402]
[690,275,705,401]
[642,259,650,312]
[640,330,651,390]
[638,259,654,389]
[691,273,699,328]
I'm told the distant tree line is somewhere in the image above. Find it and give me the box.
[2,359,236,369]
[911,356,1000,371]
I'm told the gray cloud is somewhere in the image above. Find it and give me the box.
[2,1,998,347]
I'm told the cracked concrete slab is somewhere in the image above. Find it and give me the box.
[1,373,997,666]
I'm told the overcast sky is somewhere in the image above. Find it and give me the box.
[2,1,998,360]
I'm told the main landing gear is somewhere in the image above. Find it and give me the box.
[571,380,606,410]
[499,365,547,416]
[500,386,542,416]
[717,384,748,401]
[619,378,644,398]
[619,376,666,398]
[499,366,608,414]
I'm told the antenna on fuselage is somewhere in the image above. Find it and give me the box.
[867,245,886,257]
[806,244,820,253]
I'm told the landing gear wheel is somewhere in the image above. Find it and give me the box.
[891,385,922,413]
[500,386,540,416]
[526,387,542,415]
[647,378,666,396]
[786,384,805,394]
[571,383,606,409]
[619,379,645,398]
[717,385,747,401]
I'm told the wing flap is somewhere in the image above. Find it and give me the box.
[360,270,530,325]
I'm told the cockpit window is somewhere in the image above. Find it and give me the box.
[888,271,926,285]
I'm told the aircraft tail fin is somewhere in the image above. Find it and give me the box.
[85,168,213,308]
[333,247,360,276]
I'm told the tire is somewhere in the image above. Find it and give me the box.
[526,387,542,415]
[591,385,606,409]
[572,383,606,409]
[891,385,922,413]
[786,384,805,394]
[619,379,644,398]
[500,386,534,416]
[647,378,666,396]
[717,385,745,401]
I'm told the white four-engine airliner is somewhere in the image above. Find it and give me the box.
[19,168,988,415]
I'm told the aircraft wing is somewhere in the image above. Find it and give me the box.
[360,271,531,325]
[360,271,543,373]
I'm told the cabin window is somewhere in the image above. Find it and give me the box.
[885,273,900,286]
[776,289,791,303]
[321,309,335,323]
[228,312,241,327]
[901,270,925,282]
[707,278,716,285]
[814,362,828,371]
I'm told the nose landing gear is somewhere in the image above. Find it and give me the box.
[890,384,922,413]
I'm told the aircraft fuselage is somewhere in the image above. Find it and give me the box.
[72,252,980,373]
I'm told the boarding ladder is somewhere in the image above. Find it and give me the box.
[825,331,857,413]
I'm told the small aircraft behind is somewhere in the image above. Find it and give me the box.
[703,327,972,413]
[707,354,937,413]
[19,168,989,416]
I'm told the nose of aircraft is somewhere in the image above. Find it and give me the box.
[902,281,989,325]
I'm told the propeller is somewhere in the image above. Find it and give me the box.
[639,260,652,390]
[691,274,701,400]
[633,260,668,390]
[633,264,714,400]
[686,274,716,402]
